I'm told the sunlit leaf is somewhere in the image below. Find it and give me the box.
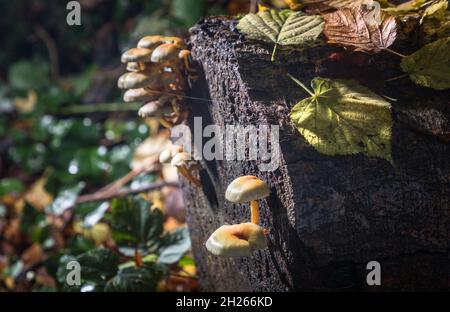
[420,0,449,23]
[237,9,324,61]
[323,6,397,52]
[158,227,191,264]
[289,75,393,162]
[400,37,450,90]
[383,0,426,16]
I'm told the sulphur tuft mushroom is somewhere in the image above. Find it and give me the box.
[205,223,268,257]
[225,176,270,225]
[123,88,158,103]
[170,151,201,187]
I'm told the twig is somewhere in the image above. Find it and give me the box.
[60,102,142,114]
[384,48,407,58]
[75,181,179,205]
[35,26,60,80]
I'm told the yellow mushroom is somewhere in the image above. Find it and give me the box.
[126,62,140,72]
[171,151,201,187]
[138,35,185,49]
[225,176,270,225]
[117,72,154,89]
[121,48,153,71]
[123,88,159,103]
[159,145,184,164]
[205,223,268,257]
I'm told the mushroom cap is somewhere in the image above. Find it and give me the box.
[159,145,184,163]
[123,88,158,103]
[170,151,190,167]
[138,100,173,118]
[117,72,153,89]
[137,35,165,49]
[151,43,182,63]
[121,48,152,63]
[225,176,270,203]
[205,223,267,257]
[126,62,140,72]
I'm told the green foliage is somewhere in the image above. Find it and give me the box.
[237,9,324,61]
[111,197,164,254]
[289,75,393,163]
[0,178,24,196]
[105,266,167,292]
[401,37,450,90]
[8,60,49,91]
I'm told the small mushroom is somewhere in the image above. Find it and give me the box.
[205,223,268,257]
[126,62,140,72]
[138,100,174,118]
[159,145,184,164]
[225,176,270,225]
[171,151,201,187]
[151,43,183,64]
[178,49,196,72]
[123,88,159,103]
[121,48,153,71]
[117,72,154,89]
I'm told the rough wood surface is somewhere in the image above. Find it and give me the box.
[180,17,450,291]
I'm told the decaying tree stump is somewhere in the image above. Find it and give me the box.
[179,17,450,291]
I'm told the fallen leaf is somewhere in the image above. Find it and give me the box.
[289,75,393,162]
[299,0,368,12]
[25,170,53,211]
[383,0,426,16]
[323,6,397,52]
[14,90,38,114]
[420,0,448,23]
[237,9,324,61]
[21,243,44,268]
[400,37,450,90]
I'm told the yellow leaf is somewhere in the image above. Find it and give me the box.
[14,90,38,114]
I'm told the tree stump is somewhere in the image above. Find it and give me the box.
[179,17,450,291]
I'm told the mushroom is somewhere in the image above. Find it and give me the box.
[117,72,154,89]
[171,151,201,187]
[159,145,184,164]
[126,62,140,72]
[225,176,270,225]
[205,223,268,257]
[138,35,185,49]
[121,47,153,71]
[151,43,183,64]
[123,88,159,103]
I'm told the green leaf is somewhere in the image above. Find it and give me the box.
[105,265,167,292]
[0,178,24,196]
[111,197,163,253]
[421,0,449,23]
[401,37,450,90]
[237,9,324,61]
[158,227,191,264]
[8,60,49,91]
[56,248,119,288]
[289,75,393,163]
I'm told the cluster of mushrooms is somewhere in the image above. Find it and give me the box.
[118,34,271,258]
[205,176,271,257]
[118,35,195,128]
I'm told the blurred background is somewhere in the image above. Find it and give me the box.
[0,0,253,292]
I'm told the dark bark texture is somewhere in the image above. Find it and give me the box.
[179,17,450,291]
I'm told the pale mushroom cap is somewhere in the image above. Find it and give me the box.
[126,62,140,72]
[170,151,190,167]
[225,176,270,203]
[159,145,184,163]
[137,35,164,49]
[123,88,158,103]
[121,48,152,63]
[138,101,173,118]
[117,72,152,89]
[205,223,268,257]
[151,43,182,63]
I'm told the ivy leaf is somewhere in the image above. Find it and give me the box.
[237,9,324,61]
[323,6,397,52]
[400,37,450,90]
[111,197,164,254]
[289,75,393,163]
[105,265,167,292]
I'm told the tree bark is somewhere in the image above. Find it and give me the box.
[179,17,450,291]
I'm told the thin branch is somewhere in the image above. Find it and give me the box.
[35,26,60,80]
[75,181,179,205]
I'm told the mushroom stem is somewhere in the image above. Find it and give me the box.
[159,117,174,128]
[178,165,201,187]
[138,61,146,71]
[250,200,259,225]
[134,248,144,267]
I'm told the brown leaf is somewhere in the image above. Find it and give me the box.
[21,244,44,268]
[323,6,397,52]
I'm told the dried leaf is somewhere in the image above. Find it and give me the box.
[400,37,450,90]
[323,6,397,52]
[299,0,368,12]
[237,9,324,61]
[289,75,393,162]
[383,0,426,16]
